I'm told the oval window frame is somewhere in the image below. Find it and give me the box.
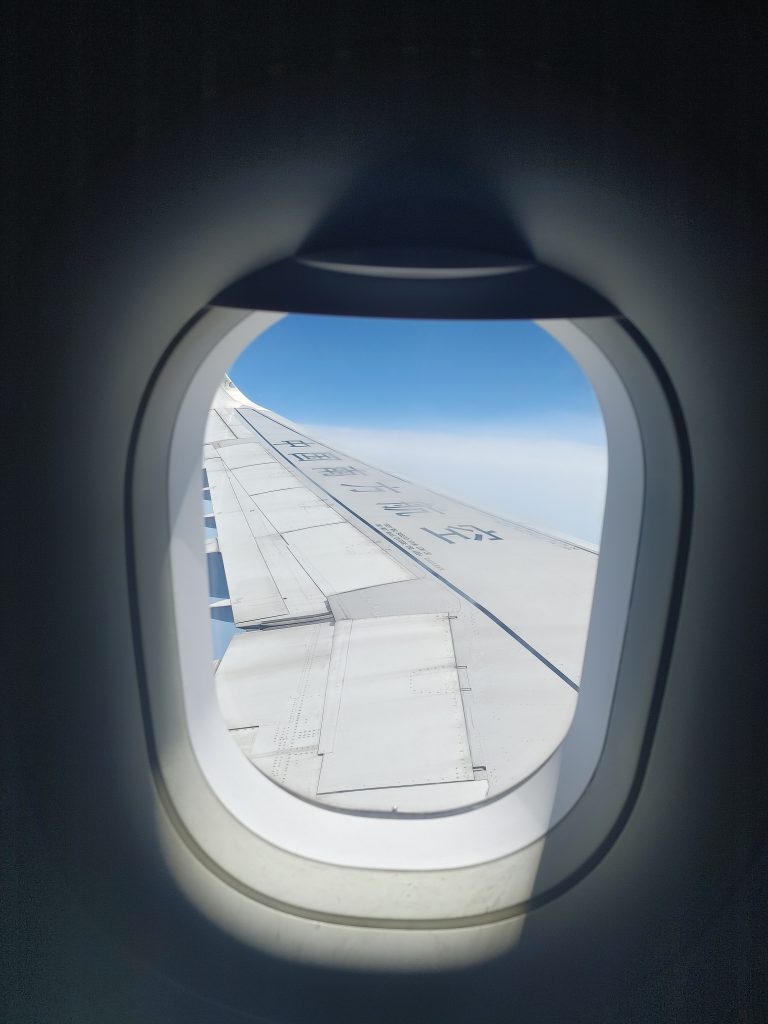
[128,282,687,956]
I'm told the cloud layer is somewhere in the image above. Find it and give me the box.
[298,421,608,546]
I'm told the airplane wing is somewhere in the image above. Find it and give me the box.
[204,376,598,811]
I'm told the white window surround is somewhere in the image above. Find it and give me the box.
[130,306,683,934]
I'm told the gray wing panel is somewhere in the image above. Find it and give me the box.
[206,383,595,807]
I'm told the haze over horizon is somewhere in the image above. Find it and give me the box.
[229,315,607,545]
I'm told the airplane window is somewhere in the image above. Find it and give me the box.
[203,316,607,813]
[134,300,677,930]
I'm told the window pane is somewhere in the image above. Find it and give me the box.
[203,316,606,812]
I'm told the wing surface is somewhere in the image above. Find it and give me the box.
[205,377,598,810]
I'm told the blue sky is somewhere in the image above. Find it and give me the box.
[228,315,608,543]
